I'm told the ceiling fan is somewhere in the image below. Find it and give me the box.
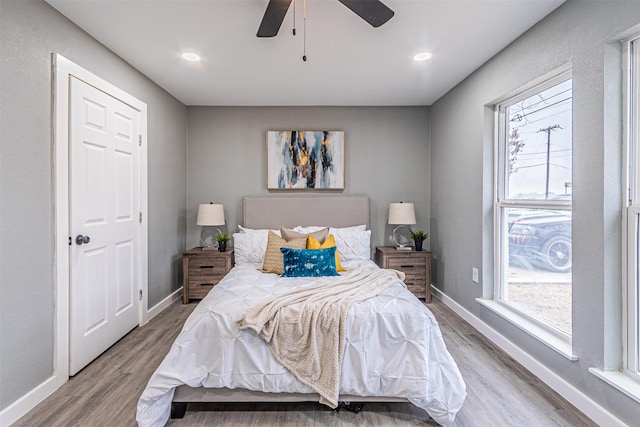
[257,0,394,38]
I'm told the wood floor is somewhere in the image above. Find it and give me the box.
[13,298,597,427]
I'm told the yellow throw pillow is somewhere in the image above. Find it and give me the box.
[262,230,306,274]
[307,234,346,272]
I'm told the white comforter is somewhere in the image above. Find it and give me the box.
[136,260,466,426]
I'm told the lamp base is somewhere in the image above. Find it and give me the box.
[200,226,222,249]
[391,225,413,249]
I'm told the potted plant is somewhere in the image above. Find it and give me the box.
[410,230,428,251]
[216,233,230,252]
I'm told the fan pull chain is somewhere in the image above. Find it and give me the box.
[292,0,296,35]
[302,0,307,61]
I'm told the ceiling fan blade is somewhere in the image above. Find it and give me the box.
[257,0,293,37]
[336,0,394,28]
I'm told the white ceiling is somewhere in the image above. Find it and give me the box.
[45,0,564,106]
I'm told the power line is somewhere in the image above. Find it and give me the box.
[509,87,572,124]
[517,148,571,156]
[518,107,572,127]
[517,87,572,112]
[509,96,571,123]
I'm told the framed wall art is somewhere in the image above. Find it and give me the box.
[267,130,345,190]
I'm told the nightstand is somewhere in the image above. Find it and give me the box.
[182,248,234,304]
[375,246,432,303]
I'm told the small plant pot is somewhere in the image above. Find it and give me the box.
[414,240,423,251]
[218,242,227,252]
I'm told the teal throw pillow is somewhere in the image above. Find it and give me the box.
[280,246,339,277]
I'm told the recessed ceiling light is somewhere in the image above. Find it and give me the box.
[181,52,201,62]
[413,52,432,61]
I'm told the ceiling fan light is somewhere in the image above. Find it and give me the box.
[413,52,432,61]
[181,52,201,62]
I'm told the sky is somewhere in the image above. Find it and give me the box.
[505,78,573,199]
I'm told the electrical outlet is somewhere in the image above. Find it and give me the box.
[472,267,479,283]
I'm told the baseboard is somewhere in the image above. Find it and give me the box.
[145,286,183,325]
[431,286,627,427]
[1,288,182,427]
[0,375,63,427]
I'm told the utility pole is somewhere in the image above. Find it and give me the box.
[538,124,562,199]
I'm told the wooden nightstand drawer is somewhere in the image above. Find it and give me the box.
[404,277,426,298]
[375,246,432,303]
[187,281,216,299]
[188,257,227,276]
[403,273,426,287]
[188,275,222,288]
[183,248,234,304]
[386,257,426,271]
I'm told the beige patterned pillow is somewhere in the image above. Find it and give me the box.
[280,226,329,244]
[262,230,307,274]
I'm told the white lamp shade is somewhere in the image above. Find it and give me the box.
[197,203,225,226]
[388,202,416,225]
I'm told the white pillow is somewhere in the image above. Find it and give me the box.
[336,224,367,231]
[294,224,366,233]
[329,228,371,261]
[238,225,281,234]
[232,228,281,264]
[234,224,369,264]
[293,225,328,234]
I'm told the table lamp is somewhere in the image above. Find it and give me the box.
[197,203,225,250]
[388,202,416,250]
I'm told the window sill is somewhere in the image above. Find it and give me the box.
[476,298,577,361]
[589,368,640,404]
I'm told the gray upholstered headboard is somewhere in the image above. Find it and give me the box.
[243,195,369,229]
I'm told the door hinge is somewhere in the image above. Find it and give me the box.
[69,236,72,246]
[138,135,142,146]
[139,289,143,301]
[139,212,142,223]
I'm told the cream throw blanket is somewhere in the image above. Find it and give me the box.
[238,265,405,408]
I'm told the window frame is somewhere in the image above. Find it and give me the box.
[623,34,640,378]
[591,32,640,404]
[493,70,574,346]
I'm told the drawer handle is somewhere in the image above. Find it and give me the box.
[199,283,214,287]
[199,266,214,269]
[400,265,415,268]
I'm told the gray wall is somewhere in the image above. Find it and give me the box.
[0,0,187,410]
[7,0,637,423]
[430,0,640,424]
[186,106,431,252]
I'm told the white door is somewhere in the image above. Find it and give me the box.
[69,76,141,375]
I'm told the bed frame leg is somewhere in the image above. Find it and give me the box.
[335,401,364,414]
[170,402,187,419]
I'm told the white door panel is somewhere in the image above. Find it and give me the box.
[115,240,134,314]
[69,77,140,375]
[81,246,108,334]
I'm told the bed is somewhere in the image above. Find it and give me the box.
[136,195,466,426]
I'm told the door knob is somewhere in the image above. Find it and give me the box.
[75,234,90,245]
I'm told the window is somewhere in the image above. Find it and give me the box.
[495,72,573,341]
[625,35,640,378]
[587,31,640,403]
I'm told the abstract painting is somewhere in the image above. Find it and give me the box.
[267,131,345,190]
